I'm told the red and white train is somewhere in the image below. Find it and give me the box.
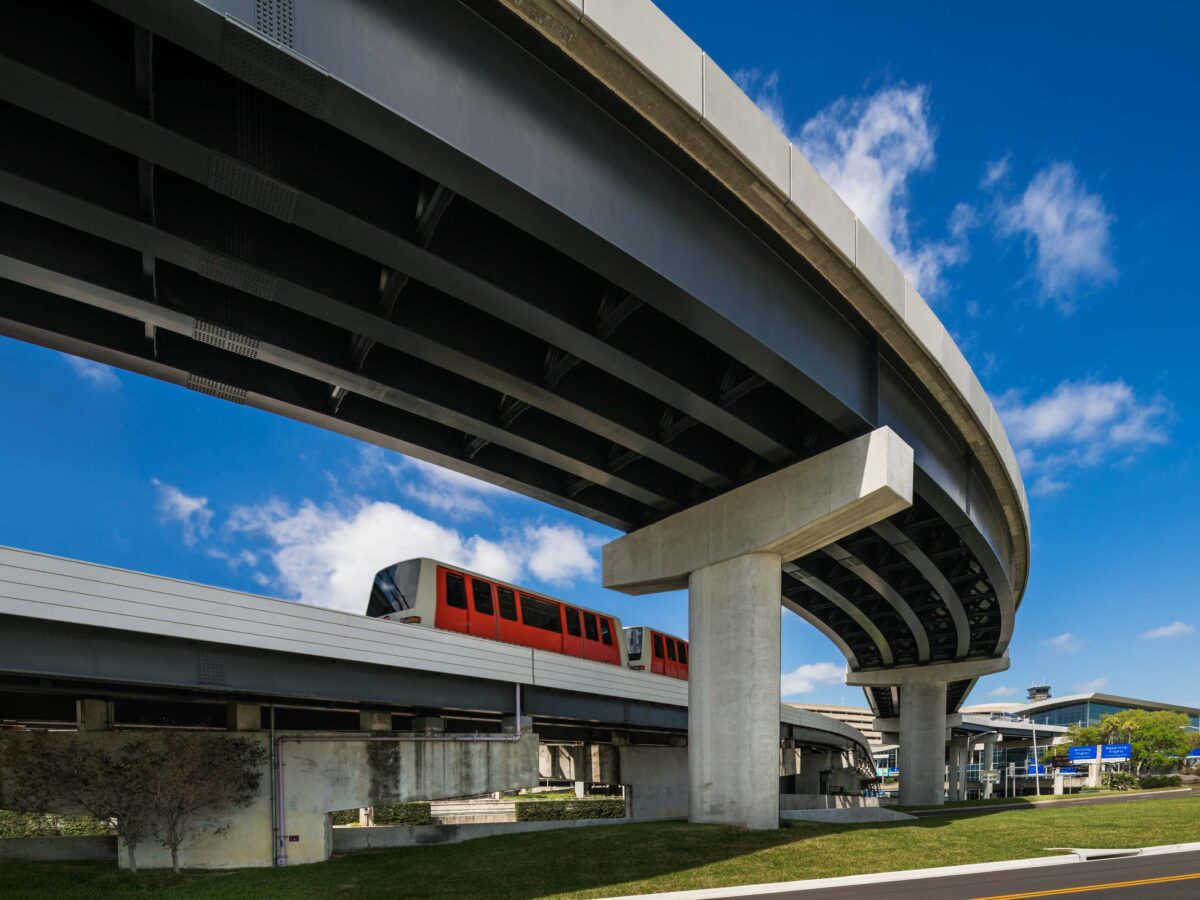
[367,558,689,680]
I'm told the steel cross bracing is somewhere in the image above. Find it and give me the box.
[0,0,1017,712]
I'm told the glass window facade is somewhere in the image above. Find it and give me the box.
[1030,700,1200,729]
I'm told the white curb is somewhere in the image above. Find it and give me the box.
[608,840,1200,899]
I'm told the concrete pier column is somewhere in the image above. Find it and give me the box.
[947,735,961,801]
[956,740,969,801]
[898,680,948,806]
[604,429,916,830]
[77,698,111,731]
[227,702,261,731]
[689,552,781,829]
[982,736,998,798]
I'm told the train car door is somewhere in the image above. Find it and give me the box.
[496,585,521,644]
[597,616,619,665]
[437,568,470,634]
[582,611,602,661]
[562,607,584,658]
[663,636,680,679]
[468,577,498,639]
[650,631,665,675]
[676,640,689,680]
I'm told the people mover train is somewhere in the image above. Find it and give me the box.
[367,558,688,680]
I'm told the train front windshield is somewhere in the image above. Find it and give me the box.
[626,627,643,661]
[366,561,420,617]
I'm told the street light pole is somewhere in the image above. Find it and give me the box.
[1029,718,1041,797]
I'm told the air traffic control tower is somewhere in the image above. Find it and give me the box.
[0,0,1028,826]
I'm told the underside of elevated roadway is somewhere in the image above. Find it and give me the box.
[0,0,1028,716]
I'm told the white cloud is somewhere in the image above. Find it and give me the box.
[524,524,598,586]
[356,447,510,521]
[998,161,1116,307]
[996,379,1170,495]
[798,85,973,296]
[1043,632,1082,653]
[988,685,1019,698]
[226,497,603,613]
[206,547,259,569]
[980,154,1011,189]
[151,479,213,546]
[228,498,519,614]
[780,662,845,698]
[1139,621,1195,640]
[1074,677,1109,693]
[64,354,120,389]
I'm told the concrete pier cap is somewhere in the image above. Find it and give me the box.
[603,427,914,595]
[603,428,914,829]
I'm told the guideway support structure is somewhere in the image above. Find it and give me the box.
[850,657,1009,806]
[604,428,914,829]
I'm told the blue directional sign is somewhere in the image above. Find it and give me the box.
[1101,743,1132,762]
[1187,748,1200,758]
[1058,766,1077,774]
[1068,745,1100,763]
[1027,764,1047,775]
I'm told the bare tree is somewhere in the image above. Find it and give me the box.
[150,733,269,873]
[6,734,162,872]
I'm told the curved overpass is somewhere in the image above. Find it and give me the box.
[0,0,1028,816]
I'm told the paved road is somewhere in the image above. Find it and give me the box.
[908,787,1200,818]
[731,850,1200,899]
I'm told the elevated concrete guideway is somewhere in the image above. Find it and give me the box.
[0,0,1029,825]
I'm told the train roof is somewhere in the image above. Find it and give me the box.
[382,557,622,622]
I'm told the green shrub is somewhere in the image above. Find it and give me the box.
[515,799,625,822]
[330,803,431,827]
[0,810,110,838]
[373,803,432,826]
[1138,774,1183,789]
[1103,771,1138,791]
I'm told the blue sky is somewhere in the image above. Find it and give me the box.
[2,1,1198,710]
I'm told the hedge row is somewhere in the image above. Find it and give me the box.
[0,810,110,838]
[515,799,625,821]
[1138,774,1183,789]
[330,803,432,827]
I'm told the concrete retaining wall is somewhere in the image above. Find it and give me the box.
[1,730,540,869]
[333,815,679,850]
[0,835,116,862]
[780,793,878,811]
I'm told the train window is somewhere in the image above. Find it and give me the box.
[445,572,468,609]
[564,607,581,637]
[583,612,599,641]
[520,594,562,633]
[626,628,643,660]
[653,634,664,658]
[471,579,494,615]
[678,643,688,664]
[666,639,677,661]
[599,618,613,645]
[497,587,518,621]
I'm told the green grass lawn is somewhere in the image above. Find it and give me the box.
[1,797,1196,900]
[894,785,1186,812]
